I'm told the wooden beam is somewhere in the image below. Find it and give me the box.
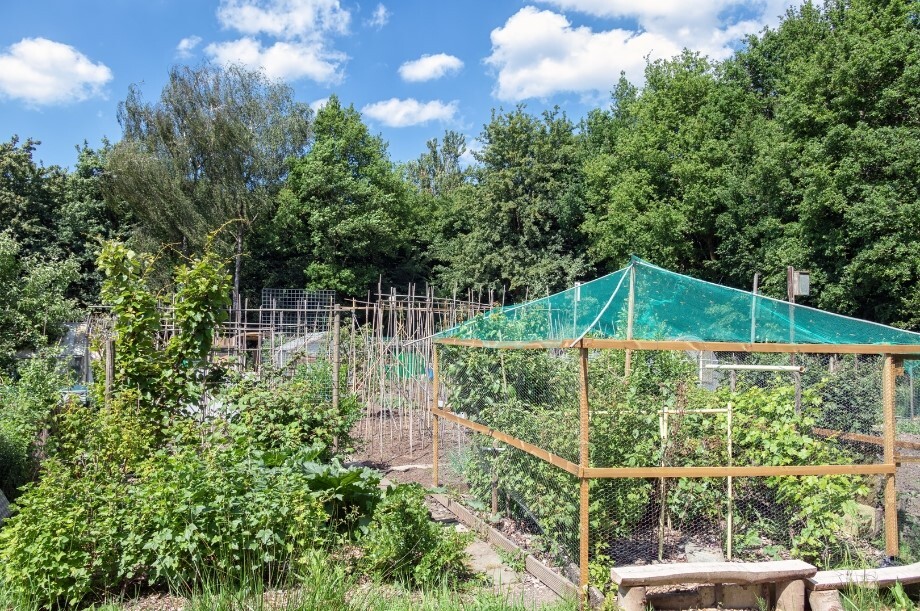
[581,339,920,356]
[813,427,920,451]
[883,355,899,557]
[434,337,920,355]
[582,464,895,479]
[431,407,581,476]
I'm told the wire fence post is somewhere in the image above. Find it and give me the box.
[578,344,590,605]
[883,354,900,558]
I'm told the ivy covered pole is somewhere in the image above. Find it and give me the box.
[883,354,901,558]
[579,344,590,603]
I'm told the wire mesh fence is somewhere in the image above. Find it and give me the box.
[436,343,917,592]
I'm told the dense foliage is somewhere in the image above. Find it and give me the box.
[441,343,872,568]
[1,0,918,335]
[0,246,468,609]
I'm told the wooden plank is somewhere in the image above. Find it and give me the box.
[883,355,899,557]
[611,560,816,587]
[813,428,920,451]
[431,407,581,476]
[807,563,920,591]
[430,493,579,599]
[583,464,895,479]
[581,339,920,355]
[434,337,570,349]
[578,346,590,595]
[434,337,920,355]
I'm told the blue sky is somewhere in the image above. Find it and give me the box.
[0,0,800,169]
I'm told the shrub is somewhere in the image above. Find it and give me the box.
[361,484,471,586]
[222,364,362,460]
[0,352,69,500]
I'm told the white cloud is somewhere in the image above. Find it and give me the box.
[311,96,329,110]
[206,37,345,83]
[361,98,458,127]
[216,0,349,40]
[0,38,112,106]
[367,4,390,29]
[208,0,350,84]
[398,53,463,82]
[487,2,801,101]
[176,36,202,58]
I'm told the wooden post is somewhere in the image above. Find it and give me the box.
[883,354,900,558]
[432,344,440,487]
[579,346,591,603]
[726,401,734,560]
[332,304,341,412]
[910,372,915,420]
[625,265,636,377]
[104,337,115,405]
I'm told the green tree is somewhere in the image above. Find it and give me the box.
[431,107,586,297]
[0,233,80,371]
[107,63,313,304]
[273,95,419,295]
[0,137,65,261]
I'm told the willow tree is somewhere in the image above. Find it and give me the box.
[107,64,312,304]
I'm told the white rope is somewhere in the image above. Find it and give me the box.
[568,262,633,348]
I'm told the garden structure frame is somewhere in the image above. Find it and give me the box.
[429,257,920,598]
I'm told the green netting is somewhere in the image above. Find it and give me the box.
[440,256,920,351]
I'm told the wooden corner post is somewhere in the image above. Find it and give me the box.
[432,343,440,487]
[579,345,591,603]
[624,264,636,377]
[883,354,901,558]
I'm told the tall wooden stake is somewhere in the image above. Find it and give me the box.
[332,304,341,413]
[883,354,900,558]
[625,265,636,377]
[432,344,440,487]
[104,337,115,405]
[578,345,590,603]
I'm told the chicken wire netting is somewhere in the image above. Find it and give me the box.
[438,345,916,576]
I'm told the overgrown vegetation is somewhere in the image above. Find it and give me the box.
[0,244,469,609]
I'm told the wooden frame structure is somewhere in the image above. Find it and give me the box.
[430,336,919,603]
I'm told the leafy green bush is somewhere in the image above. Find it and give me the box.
[361,484,471,586]
[0,403,377,608]
[222,364,362,460]
[0,352,69,500]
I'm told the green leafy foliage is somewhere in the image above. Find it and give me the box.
[0,352,69,500]
[0,232,80,371]
[361,484,471,586]
[221,361,362,460]
[445,341,869,567]
[271,95,420,295]
[97,240,231,423]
